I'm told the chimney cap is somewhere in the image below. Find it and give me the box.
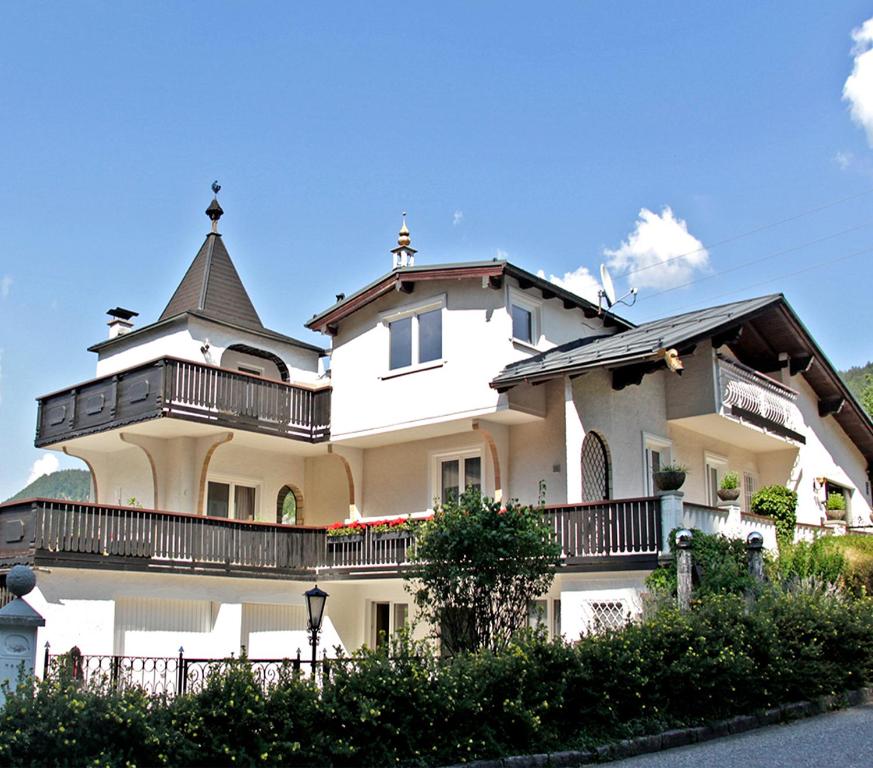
[107,307,139,321]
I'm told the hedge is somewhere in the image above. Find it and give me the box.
[3,590,873,767]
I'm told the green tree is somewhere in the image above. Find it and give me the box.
[408,489,561,655]
[861,374,873,418]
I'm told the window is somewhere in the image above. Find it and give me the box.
[207,480,258,520]
[512,304,533,344]
[527,599,547,630]
[581,432,610,501]
[509,289,541,346]
[276,485,303,525]
[643,433,672,495]
[237,364,263,377]
[438,453,482,504]
[371,601,409,648]
[587,601,627,634]
[704,453,729,506]
[743,472,758,513]
[384,297,445,372]
[552,599,562,639]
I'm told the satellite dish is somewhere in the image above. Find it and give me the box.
[600,264,617,308]
[598,263,638,313]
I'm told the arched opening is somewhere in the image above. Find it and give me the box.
[221,344,290,382]
[276,485,304,525]
[581,432,611,501]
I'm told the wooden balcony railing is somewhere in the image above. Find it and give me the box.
[35,357,331,447]
[0,497,663,579]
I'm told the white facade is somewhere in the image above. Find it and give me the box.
[9,218,873,663]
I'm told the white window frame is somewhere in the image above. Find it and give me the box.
[642,433,672,495]
[704,452,729,507]
[368,600,409,647]
[380,294,446,377]
[430,447,484,506]
[205,474,261,521]
[743,471,759,513]
[507,287,542,349]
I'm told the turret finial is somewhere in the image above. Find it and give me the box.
[206,181,223,233]
[391,211,417,268]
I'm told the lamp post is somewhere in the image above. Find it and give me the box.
[304,585,329,672]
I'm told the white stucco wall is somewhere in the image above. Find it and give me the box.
[329,276,610,441]
[571,369,670,499]
[782,374,872,526]
[95,316,321,384]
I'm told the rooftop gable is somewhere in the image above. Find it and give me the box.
[305,260,633,335]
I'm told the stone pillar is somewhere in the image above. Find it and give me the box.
[746,531,765,583]
[0,565,45,705]
[718,501,742,539]
[675,529,693,613]
[659,491,685,554]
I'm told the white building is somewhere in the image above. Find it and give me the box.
[2,196,871,669]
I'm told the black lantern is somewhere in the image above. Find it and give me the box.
[304,585,329,669]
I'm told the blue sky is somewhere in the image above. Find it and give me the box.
[2,2,873,499]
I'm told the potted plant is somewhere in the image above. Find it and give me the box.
[717,471,740,502]
[825,492,847,522]
[652,463,688,492]
[326,520,366,546]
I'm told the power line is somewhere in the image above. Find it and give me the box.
[635,219,873,303]
[612,186,873,279]
[662,242,873,315]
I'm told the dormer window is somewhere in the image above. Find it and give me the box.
[383,295,446,373]
[509,288,541,348]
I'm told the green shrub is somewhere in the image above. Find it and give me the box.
[646,529,754,598]
[771,539,846,588]
[821,535,873,596]
[720,471,739,490]
[4,592,873,767]
[751,485,798,544]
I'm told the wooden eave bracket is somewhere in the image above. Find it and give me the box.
[711,326,743,349]
[611,360,664,391]
[818,396,846,418]
[789,354,814,376]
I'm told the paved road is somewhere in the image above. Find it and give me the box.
[611,704,873,767]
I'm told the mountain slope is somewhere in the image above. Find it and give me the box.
[5,469,92,504]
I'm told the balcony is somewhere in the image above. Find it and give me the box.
[666,353,805,450]
[0,497,662,580]
[35,357,331,448]
[717,356,805,444]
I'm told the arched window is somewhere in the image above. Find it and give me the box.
[276,485,304,525]
[581,432,611,501]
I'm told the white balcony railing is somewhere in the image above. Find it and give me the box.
[717,356,804,441]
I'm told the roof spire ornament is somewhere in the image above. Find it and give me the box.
[391,211,417,269]
[206,180,224,234]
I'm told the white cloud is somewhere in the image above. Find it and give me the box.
[452,210,464,226]
[0,275,11,299]
[496,248,509,260]
[27,453,60,485]
[844,17,873,146]
[537,267,601,303]
[604,207,709,291]
[835,150,854,169]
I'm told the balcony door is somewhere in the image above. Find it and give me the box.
[581,432,610,501]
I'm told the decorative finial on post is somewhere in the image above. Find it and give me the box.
[391,212,417,269]
[206,181,224,234]
[675,529,693,613]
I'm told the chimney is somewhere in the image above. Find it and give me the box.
[107,307,139,339]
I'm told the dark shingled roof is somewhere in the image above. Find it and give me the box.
[492,294,783,388]
[159,233,263,330]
